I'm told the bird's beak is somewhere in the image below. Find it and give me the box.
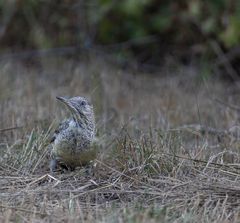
[56,96,71,108]
[56,96,76,114]
[56,96,67,103]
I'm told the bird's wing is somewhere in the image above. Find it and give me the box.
[50,119,70,143]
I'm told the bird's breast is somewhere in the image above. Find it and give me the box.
[52,124,95,166]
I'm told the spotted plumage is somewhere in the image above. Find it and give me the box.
[50,96,96,172]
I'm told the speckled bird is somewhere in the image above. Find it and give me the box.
[50,96,96,172]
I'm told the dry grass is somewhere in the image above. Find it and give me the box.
[0,56,240,222]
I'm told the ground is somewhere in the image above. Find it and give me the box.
[0,56,240,222]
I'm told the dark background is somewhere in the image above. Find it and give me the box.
[1,0,240,79]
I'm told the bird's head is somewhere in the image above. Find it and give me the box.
[56,96,94,123]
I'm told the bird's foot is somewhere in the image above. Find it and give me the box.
[50,159,75,174]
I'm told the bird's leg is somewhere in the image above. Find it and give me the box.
[50,159,58,173]
[84,161,96,177]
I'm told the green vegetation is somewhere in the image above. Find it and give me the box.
[1,1,240,80]
[1,0,240,51]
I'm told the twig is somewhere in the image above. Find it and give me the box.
[0,126,23,132]
[0,204,54,216]
[210,40,240,83]
[173,123,240,140]
[0,35,158,61]
[0,46,79,61]
[213,97,240,112]
[171,124,228,136]
[27,174,60,187]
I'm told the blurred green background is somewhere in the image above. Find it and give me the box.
[0,0,240,75]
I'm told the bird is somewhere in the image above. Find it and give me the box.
[50,96,96,172]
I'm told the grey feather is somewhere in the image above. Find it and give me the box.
[50,96,96,172]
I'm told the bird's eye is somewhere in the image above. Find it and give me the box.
[80,101,86,106]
